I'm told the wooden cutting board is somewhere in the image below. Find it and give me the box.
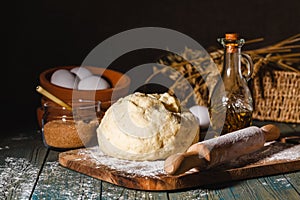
[59,142,300,191]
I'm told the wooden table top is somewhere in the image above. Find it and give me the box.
[1,120,300,199]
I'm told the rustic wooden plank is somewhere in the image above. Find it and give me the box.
[242,117,300,199]
[0,131,47,165]
[227,178,279,199]
[33,147,169,199]
[167,174,299,200]
[130,190,168,200]
[0,130,48,199]
[284,172,300,194]
[100,181,125,199]
[58,142,300,191]
[119,187,169,199]
[28,121,300,199]
[167,189,209,200]
[206,187,236,200]
[260,174,300,199]
[32,150,102,199]
[167,169,299,200]
[100,181,169,199]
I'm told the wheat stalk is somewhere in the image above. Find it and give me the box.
[146,34,300,106]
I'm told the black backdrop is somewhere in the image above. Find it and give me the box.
[3,0,300,132]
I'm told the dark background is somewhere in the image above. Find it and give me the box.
[3,0,300,132]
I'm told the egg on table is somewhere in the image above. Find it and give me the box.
[189,105,210,129]
[50,69,76,89]
[78,75,110,90]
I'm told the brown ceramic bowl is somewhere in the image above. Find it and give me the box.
[37,66,131,127]
[39,65,131,103]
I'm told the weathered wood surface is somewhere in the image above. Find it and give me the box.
[32,150,103,199]
[0,130,48,199]
[1,121,300,199]
[58,141,300,191]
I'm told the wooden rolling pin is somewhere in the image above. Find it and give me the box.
[164,124,280,175]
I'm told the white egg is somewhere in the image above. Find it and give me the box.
[189,105,210,128]
[50,69,76,89]
[78,75,110,90]
[70,67,93,80]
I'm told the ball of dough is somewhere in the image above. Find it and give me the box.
[97,92,199,161]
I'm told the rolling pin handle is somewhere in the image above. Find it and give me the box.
[164,152,207,175]
[261,124,280,142]
[164,124,280,175]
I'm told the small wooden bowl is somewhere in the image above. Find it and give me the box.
[39,65,131,103]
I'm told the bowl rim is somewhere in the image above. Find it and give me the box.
[39,65,131,93]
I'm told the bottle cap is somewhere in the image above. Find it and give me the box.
[225,33,238,40]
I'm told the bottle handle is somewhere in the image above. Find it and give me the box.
[241,53,253,81]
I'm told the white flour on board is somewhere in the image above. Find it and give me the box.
[78,147,166,177]
[70,143,300,177]
[225,142,300,168]
[262,142,300,162]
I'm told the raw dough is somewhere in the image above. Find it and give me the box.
[97,92,199,161]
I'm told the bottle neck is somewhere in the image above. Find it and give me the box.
[223,44,242,79]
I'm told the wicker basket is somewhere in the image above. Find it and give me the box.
[252,70,300,123]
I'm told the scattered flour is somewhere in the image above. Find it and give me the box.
[0,157,39,200]
[81,147,166,177]
[262,143,300,162]
[226,142,300,168]
[0,146,10,150]
[32,161,101,199]
[69,143,300,178]
[273,177,291,188]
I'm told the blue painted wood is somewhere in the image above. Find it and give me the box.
[284,172,300,192]
[32,151,103,199]
[0,131,48,199]
[262,174,300,199]
[101,181,169,199]
[1,121,300,199]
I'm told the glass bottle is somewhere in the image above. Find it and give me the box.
[209,33,253,136]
